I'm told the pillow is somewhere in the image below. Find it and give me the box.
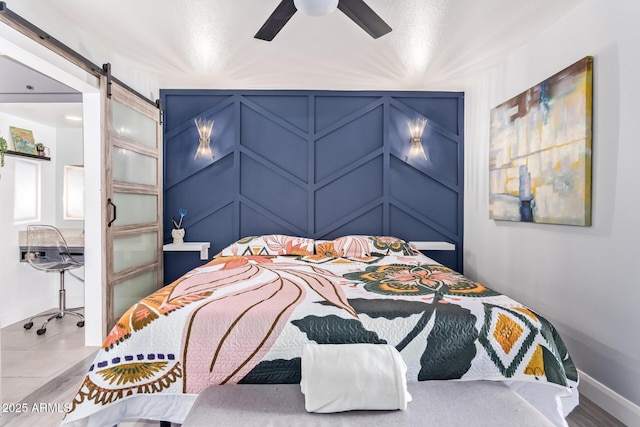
[316,235,415,257]
[220,235,314,256]
[313,240,340,257]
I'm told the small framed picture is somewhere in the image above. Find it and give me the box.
[9,126,37,155]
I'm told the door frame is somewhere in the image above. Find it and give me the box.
[1,5,161,345]
[0,24,104,345]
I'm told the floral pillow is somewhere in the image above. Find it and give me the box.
[219,235,315,256]
[315,235,415,257]
[314,240,341,257]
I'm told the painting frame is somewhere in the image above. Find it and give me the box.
[9,126,37,155]
[489,56,593,226]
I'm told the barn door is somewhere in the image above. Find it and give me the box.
[103,75,163,332]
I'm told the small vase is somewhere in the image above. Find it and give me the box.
[171,228,185,244]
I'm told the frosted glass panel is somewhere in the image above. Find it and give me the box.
[112,100,156,147]
[111,193,157,226]
[112,148,156,185]
[113,232,157,273]
[113,270,158,319]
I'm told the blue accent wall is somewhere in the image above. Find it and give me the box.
[161,90,464,283]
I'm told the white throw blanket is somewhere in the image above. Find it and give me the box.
[300,343,412,413]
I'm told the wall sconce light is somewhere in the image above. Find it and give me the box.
[408,117,428,160]
[194,117,214,160]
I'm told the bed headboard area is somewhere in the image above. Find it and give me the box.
[161,90,464,283]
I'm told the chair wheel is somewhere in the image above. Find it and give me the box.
[77,321,85,328]
[24,322,33,330]
[36,328,46,335]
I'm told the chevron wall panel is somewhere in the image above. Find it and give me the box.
[161,90,464,283]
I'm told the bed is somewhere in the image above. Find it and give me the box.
[62,235,578,426]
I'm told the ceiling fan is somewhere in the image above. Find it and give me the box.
[255,0,392,42]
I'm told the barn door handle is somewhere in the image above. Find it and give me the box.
[107,198,117,227]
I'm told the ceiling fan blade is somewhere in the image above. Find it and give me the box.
[255,0,298,41]
[338,0,392,39]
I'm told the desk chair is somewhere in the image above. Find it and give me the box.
[24,225,85,335]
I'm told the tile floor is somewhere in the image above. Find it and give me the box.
[1,311,96,404]
[0,311,97,426]
[0,311,172,427]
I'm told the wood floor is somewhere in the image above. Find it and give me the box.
[0,313,628,427]
[567,398,628,427]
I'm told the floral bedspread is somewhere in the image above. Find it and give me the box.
[63,252,577,425]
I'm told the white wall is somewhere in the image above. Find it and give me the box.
[54,127,84,309]
[0,115,84,326]
[464,0,640,422]
[0,113,58,326]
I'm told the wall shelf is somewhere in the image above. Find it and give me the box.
[163,241,210,260]
[4,150,51,161]
[409,241,456,251]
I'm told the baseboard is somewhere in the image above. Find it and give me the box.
[0,301,52,329]
[578,369,640,427]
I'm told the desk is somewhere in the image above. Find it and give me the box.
[18,228,84,262]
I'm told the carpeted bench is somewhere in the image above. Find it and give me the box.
[182,381,555,426]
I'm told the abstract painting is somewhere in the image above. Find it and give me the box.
[489,56,593,226]
[9,126,37,155]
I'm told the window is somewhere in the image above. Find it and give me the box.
[13,160,41,224]
[64,165,84,220]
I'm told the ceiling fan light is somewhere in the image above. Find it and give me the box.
[294,0,339,16]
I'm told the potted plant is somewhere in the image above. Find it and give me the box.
[36,142,46,156]
[0,135,7,167]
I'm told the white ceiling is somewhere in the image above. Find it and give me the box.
[40,0,583,91]
[0,55,82,128]
[1,0,584,128]
[0,56,80,102]
[0,102,83,128]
